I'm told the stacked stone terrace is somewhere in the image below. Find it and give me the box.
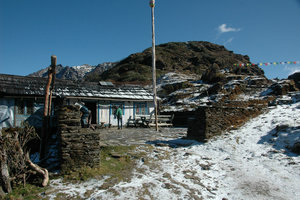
[57,105,101,173]
[187,99,269,142]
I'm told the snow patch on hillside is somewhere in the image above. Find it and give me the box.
[158,72,214,112]
[71,64,95,78]
[157,72,199,89]
[71,64,95,71]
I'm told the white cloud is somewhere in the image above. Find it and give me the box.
[218,24,241,33]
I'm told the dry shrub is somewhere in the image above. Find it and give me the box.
[0,122,48,196]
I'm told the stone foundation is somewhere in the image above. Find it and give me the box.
[57,105,101,173]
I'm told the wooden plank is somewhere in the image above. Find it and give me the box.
[149,123,172,127]
[157,115,172,118]
[157,118,171,122]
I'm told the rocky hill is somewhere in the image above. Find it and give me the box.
[84,62,117,82]
[27,41,275,112]
[99,41,265,83]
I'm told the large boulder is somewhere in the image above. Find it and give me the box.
[269,80,298,96]
[201,63,226,84]
[288,72,300,89]
[292,142,300,155]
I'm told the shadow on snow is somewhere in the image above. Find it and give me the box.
[258,125,300,157]
[146,137,204,148]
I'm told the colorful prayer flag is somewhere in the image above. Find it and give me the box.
[233,60,299,68]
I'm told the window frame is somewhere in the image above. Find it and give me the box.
[134,102,148,116]
[15,99,35,115]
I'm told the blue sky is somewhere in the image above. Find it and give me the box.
[0,0,299,79]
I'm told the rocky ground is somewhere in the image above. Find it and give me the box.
[99,127,188,147]
[43,101,300,200]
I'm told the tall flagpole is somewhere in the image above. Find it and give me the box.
[150,0,158,131]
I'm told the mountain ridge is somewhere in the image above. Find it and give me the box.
[28,41,265,83]
[28,62,116,81]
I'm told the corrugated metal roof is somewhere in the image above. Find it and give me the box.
[0,74,153,101]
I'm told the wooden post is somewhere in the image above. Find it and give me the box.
[40,55,56,159]
[1,150,12,193]
[48,56,56,117]
[150,0,159,131]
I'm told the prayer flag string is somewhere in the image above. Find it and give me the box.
[233,61,300,67]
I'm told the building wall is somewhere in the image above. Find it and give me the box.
[98,100,154,127]
[98,100,110,125]
[0,97,155,129]
[0,98,14,130]
[148,101,154,115]
[15,102,44,127]
[0,98,46,129]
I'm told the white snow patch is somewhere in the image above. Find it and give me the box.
[47,102,300,199]
[157,72,199,91]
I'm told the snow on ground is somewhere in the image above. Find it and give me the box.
[157,72,199,88]
[47,102,300,200]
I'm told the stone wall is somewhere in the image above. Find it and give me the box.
[161,111,195,127]
[187,100,268,142]
[57,105,101,173]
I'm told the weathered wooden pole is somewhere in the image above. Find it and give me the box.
[48,56,56,117]
[150,0,158,131]
[40,55,56,159]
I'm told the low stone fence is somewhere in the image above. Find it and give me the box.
[187,100,268,142]
[56,105,101,173]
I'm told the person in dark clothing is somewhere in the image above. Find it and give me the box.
[76,102,92,128]
[116,105,123,129]
[78,103,89,128]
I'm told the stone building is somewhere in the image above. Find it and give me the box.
[0,73,154,130]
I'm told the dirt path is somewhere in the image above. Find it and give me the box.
[99,127,188,146]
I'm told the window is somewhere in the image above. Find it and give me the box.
[16,100,25,114]
[135,103,148,115]
[15,99,34,115]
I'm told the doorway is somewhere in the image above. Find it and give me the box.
[83,101,97,124]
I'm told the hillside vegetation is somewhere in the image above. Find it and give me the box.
[96,41,264,83]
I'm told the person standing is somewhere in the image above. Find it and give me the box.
[75,102,90,128]
[116,105,123,129]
